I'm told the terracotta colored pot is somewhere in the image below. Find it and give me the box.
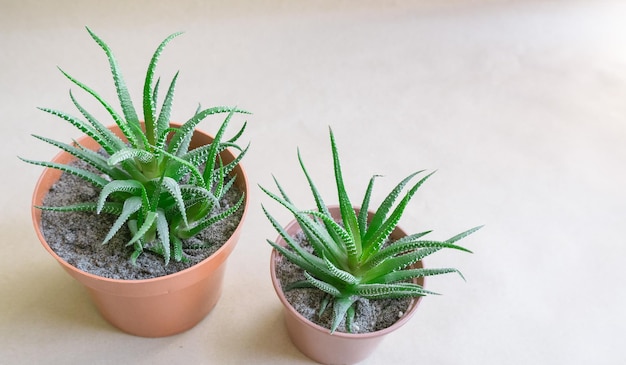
[31,123,249,337]
[270,206,425,365]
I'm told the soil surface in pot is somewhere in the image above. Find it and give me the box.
[40,159,244,280]
[275,231,412,334]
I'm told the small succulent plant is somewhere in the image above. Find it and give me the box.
[261,128,481,333]
[21,27,249,265]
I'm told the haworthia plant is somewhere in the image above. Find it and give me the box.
[261,127,481,333]
[21,27,249,265]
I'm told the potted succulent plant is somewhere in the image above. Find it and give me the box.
[261,128,481,364]
[20,28,250,337]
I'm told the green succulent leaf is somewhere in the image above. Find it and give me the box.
[374,267,465,285]
[330,296,358,334]
[57,68,130,151]
[362,171,436,260]
[363,170,424,244]
[159,176,189,227]
[128,211,158,247]
[169,106,249,157]
[365,240,472,271]
[86,27,142,146]
[68,89,127,154]
[30,134,115,177]
[297,148,331,219]
[361,247,440,283]
[20,157,109,189]
[143,32,183,144]
[102,196,143,245]
[355,283,438,299]
[329,127,361,259]
[154,71,180,144]
[323,255,358,285]
[108,148,155,166]
[97,180,149,214]
[358,175,381,237]
[304,271,341,297]
[35,202,123,215]
[154,209,171,265]
[177,192,244,238]
[261,184,344,263]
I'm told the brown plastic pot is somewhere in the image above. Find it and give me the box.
[31,122,249,337]
[270,206,425,365]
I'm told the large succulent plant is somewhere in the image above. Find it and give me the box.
[261,128,481,333]
[21,27,249,265]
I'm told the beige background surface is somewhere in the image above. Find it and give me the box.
[1,1,625,364]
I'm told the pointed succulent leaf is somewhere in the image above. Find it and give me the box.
[361,247,440,282]
[85,27,141,142]
[270,175,293,205]
[297,148,344,246]
[261,182,349,263]
[366,240,472,270]
[152,77,161,113]
[226,120,247,144]
[156,126,177,152]
[20,157,109,189]
[159,176,189,227]
[108,148,155,166]
[177,193,244,238]
[345,305,356,333]
[445,225,484,244]
[220,142,249,179]
[323,255,358,285]
[142,31,183,144]
[329,127,361,255]
[330,296,358,334]
[358,175,382,238]
[35,202,123,215]
[154,71,180,141]
[158,147,205,186]
[37,107,109,151]
[68,89,127,153]
[127,211,158,246]
[180,185,220,210]
[97,180,149,214]
[269,240,333,282]
[102,196,143,245]
[31,134,114,176]
[304,271,341,297]
[201,108,235,182]
[297,148,330,216]
[262,206,327,268]
[169,106,250,156]
[172,235,184,262]
[305,210,357,263]
[355,282,438,299]
[57,68,134,149]
[374,267,465,285]
[154,209,171,265]
[363,170,425,243]
[362,171,436,259]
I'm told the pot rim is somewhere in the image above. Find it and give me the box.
[269,204,424,338]
[31,122,249,285]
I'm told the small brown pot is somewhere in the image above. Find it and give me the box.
[31,123,249,337]
[270,206,425,365]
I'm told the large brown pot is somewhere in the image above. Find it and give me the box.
[31,123,249,337]
[270,206,425,364]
